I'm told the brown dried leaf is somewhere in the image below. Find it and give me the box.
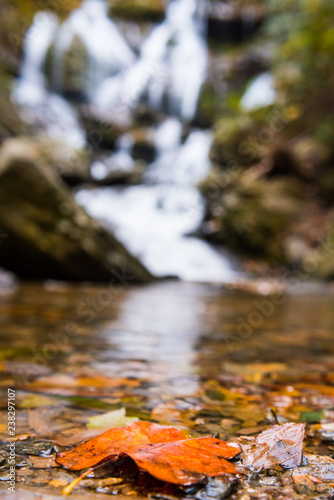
[240,422,306,469]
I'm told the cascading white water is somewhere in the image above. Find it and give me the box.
[240,72,276,110]
[18,12,58,98]
[76,117,236,282]
[13,0,237,283]
[12,11,86,148]
[52,0,135,99]
[96,0,207,120]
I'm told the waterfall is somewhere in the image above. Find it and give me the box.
[18,12,58,97]
[12,11,86,148]
[241,72,276,110]
[12,0,237,283]
[52,0,135,99]
[95,0,207,121]
[76,118,235,282]
[14,0,207,122]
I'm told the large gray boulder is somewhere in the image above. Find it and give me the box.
[0,138,153,282]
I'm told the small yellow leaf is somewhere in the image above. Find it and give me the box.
[87,407,138,429]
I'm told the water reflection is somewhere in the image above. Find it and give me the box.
[0,281,334,433]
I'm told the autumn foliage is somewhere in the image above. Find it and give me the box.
[56,421,241,485]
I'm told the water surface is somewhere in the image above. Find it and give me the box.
[0,281,334,497]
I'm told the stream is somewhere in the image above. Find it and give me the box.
[2,1,334,498]
[1,281,334,498]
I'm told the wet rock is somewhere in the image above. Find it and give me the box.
[288,136,331,180]
[312,227,334,281]
[132,127,156,163]
[0,138,153,282]
[0,87,31,143]
[80,106,131,150]
[21,135,91,186]
[283,236,312,266]
[14,440,56,457]
[210,115,263,167]
[110,0,165,21]
[47,36,89,102]
[194,476,238,500]
[91,158,146,186]
[206,1,265,44]
[291,453,334,494]
[0,0,81,71]
[201,172,304,263]
[196,48,270,127]
[318,170,334,205]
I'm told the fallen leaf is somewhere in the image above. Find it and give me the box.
[28,409,53,436]
[49,479,69,488]
[57,421,187,471]
[300,410,325,423]
[223,362,287,383]
[87,407,138,429]
[239,422,305,469]
[128,437,241,485]
[26,374,140,396]
[56,421,241,486]
[19,393,58,408]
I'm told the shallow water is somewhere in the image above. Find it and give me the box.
[0,281,334,498]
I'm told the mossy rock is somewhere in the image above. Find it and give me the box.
[318,171,334,205]
[0,0,80,67]
[202,173,304,263]
[47,36,89,101]
[196,84,220,127]
[0,86,31,142]
[79,107,131,150]
[289,136,331,180]
[131,127,156,162]
[309,218,334,280]
[109,0,165,21]
[210,115,263,167]
[206,0,265,44]
[0,138,153,282]
[24,135,92,185]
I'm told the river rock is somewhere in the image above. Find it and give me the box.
[0,138,153,282]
